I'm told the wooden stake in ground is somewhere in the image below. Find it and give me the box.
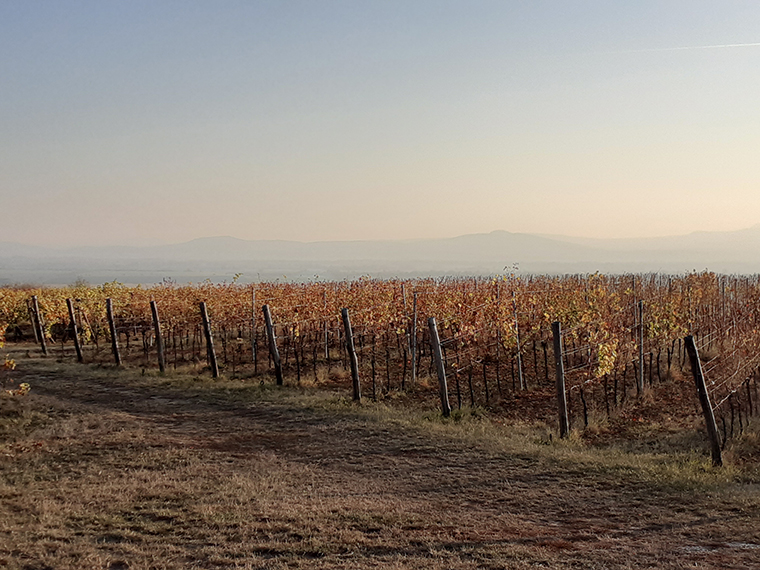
[513,291,525,390]
[495,282,502,394]
[106,298,122,366]
[200,302,220,378]
[552,321,569,438]
[323,288,329,360]
[65,298,83,363]
[411,292,418,384]
[684,335,723,467]
[27,299,40,344]
[150,300,166,374]
[637,300,645,395]
[341,308,361,402]
[262,304,283,385]
[251,287,257,366]
[30,295,47,356]
[401,283,411,354]
[428,317,451,417]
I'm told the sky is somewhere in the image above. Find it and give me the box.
[2,1,760,247]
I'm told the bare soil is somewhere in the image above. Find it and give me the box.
[1,348,759,569]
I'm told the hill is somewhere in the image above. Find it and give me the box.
[2,226,760,284]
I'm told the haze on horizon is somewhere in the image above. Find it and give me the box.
[2,1,760,249]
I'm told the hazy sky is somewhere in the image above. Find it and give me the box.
[2,1,760,247]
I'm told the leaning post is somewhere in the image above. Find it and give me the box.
[200,302,220,378]
[341,308,361,402]
[150,300,166,374]
[65,298,83,363]
[31,295,47,356]
[552,321,569,438]
[428,317,451,417]
[106,298,122,366]
[685,335,722,467]
[262,304,283,385]
[27,299,40,344]
[513,291,525,390]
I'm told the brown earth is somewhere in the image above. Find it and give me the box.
[1,348,759,569]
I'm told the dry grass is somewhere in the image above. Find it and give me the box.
[1,346,760,569]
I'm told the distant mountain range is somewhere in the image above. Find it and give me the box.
[2,225,760,285]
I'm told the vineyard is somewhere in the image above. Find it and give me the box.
[2,272,759,460]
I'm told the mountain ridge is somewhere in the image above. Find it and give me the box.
[1,225,759,285]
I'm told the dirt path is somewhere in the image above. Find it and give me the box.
[1,358,759,569]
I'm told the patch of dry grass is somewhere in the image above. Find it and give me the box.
[1,348,760,569]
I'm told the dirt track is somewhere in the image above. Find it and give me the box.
[1,357,759,569]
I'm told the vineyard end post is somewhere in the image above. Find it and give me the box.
[341,308,361,402]
[200,302,220,378]
[411,292,418,384]
[27,298,40,344]
[428,317,451,417]
[552,321,569,439]
[637,300,644,396]
[262,304,283,386]
[150,300,166,374]
[31,295,47,356]
[685,335,722,467]
[106,298,122,366]
[66,298,83,363]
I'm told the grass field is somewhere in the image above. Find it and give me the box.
[1,344,759,569]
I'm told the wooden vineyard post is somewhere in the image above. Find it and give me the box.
[200,302,220,378]
[27,299,40,344]
[637,300,645,395]
[552,321,569,439]
[251,287,257,368]
[411,292,418,384]
[401,283,410,353]
[341,308,361,402]
[428,317,451,417]
[262,304,283,385]
[631,275,637,338]
[106,298,122,366]
[150,300,166,374]
[513,292,525,390]
[495,282,502,394]
[65,298,83,363]
[31,295,47,355]
[685,335,723,467]
[323,288,329,360]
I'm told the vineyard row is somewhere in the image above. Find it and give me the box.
[3,272,760,463]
